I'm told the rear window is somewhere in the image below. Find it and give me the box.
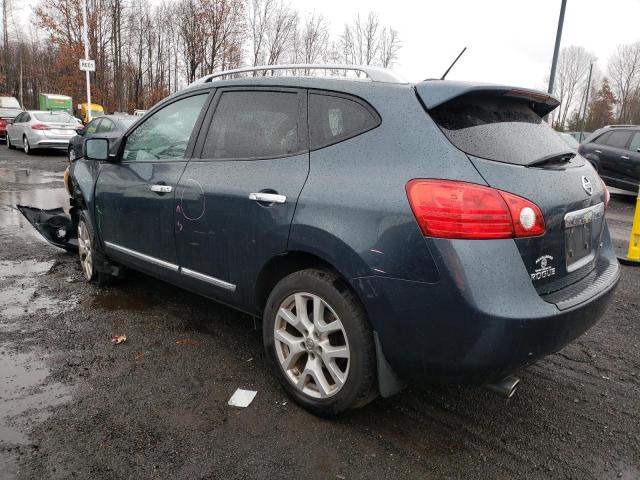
[309,93,380,149]
[0,109,19,118]
[429,95,569,166]
[33,112,74,123]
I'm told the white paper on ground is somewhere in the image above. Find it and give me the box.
[228,388,258,408]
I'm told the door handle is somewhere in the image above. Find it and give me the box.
[150,184,172,193]
[621,155,630,160]
[248,192,286,204]
[595,150,602,154]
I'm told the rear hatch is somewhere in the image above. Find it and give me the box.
[416,81,608,294]
[32,112,78,137]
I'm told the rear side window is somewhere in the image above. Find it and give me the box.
[429,95,569,166]
[309,93,380,149]
[604,130,632,149]
[202,90,301,160]
[97,119,114,133]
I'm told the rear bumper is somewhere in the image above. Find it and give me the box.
[353,227,620,385]
[32,139,71,149]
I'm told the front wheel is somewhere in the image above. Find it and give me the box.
[77,211,112,286]
[263,269,377,417]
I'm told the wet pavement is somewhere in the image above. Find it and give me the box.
[1,146,639,479]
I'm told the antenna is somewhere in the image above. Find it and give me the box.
[440,47,467,80]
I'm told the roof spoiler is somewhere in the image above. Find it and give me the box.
[415,80,560,117]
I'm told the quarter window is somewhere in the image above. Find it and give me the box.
[629,132,640,152]
[123,94,208,161]
[97,119,114,133]
[309,93,380,149]
[202,91,301,160]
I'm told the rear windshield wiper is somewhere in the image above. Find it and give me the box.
[528,151,576,168]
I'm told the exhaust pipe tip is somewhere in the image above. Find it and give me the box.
[485,375,520,399]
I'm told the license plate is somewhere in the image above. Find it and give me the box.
[564,203,604,270]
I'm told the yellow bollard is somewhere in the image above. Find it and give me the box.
[619,187,640,266]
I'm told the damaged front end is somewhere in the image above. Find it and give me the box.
[17,205,78,252]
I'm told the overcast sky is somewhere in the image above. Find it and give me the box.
[14,0,640,89]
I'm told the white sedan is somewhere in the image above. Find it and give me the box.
[6,111,81,154]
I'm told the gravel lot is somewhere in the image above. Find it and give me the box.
[1,147,639,480]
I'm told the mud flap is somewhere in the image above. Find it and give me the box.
[16,205,78,252]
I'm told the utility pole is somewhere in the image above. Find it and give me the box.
[81,0,92,122]
[18,58,22,107]
[579,62,594,142]
[548,0,567,96]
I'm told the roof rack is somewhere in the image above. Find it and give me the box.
[189,64,407,86]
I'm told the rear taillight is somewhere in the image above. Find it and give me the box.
[406,179,545,239]
[31,123,49,130]
[0,119,6,128]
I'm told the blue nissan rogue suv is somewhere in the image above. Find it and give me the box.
[41,65,619,416]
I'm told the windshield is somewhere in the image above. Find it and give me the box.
[118,117,137,128]
[33,112,74,123]
[559,133,579,149]
[92,110,105,117]
[429,95,569,166]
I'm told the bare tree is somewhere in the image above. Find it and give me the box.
[264,0,296,66]
[551,46,596,130]
[608,42,640,123]
[379,26,400,68]
[248,0,272,67]
[300,13,328,65]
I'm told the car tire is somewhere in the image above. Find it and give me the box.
[263,269,377,417]
[23,136,32,155]
[7,135,15,149]
[77,210,112,287]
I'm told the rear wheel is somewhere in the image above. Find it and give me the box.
[263,269,377,417]
[7,135,14,149]
[77,211,112,287]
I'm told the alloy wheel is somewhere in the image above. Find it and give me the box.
[77,220,93,280]
[23,136,29,154]
[274,292,350,399]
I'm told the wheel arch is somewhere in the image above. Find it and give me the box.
[255,249,405,398]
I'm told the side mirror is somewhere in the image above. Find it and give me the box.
[84,138,110,161]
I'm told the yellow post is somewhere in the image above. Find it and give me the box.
[619,188,640,266]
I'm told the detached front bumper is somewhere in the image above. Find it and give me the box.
[353,227,620,385]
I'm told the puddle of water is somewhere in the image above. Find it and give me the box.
[0,189,70,232]
[0,168,63,185]
[0,260,77,327]
[87,291,155,312]
[0,349,71,445]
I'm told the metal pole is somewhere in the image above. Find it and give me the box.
[19,57,23,108]
[579,62,593,142]
[81,0,92,122]
[548,0,567,96]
